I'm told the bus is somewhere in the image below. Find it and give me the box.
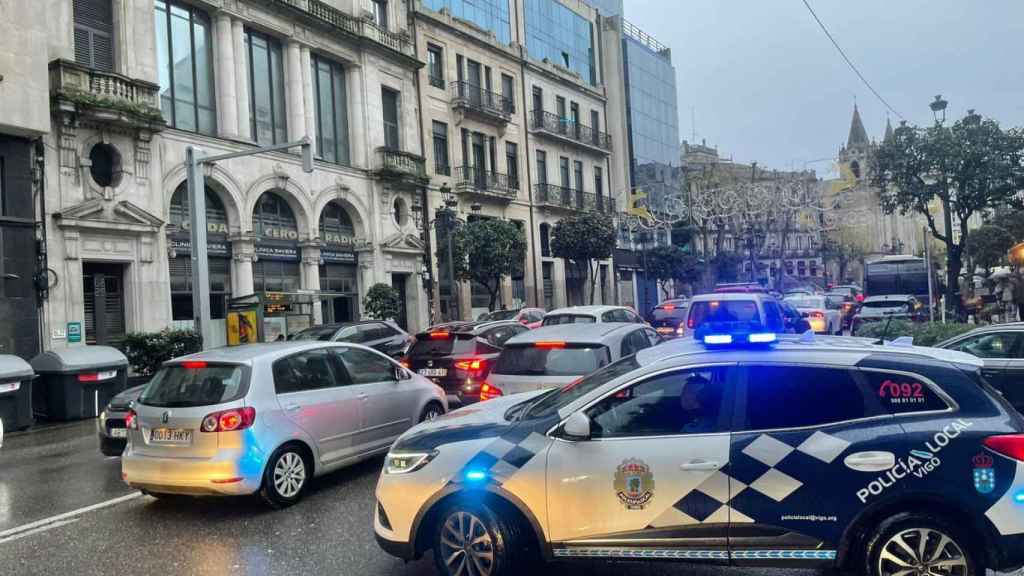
[864,255,934,304]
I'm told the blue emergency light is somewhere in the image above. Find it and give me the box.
[694,321,777,347]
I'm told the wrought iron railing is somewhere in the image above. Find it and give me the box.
[275,0,414,57]
[449,81,514,119]
[376,148,427,180]
[454,166,516,199]
[534,184,615,213]
[529,110,612,151]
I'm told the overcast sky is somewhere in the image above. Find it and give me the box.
[625,0,1024,176]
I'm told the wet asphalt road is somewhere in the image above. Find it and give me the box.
[0,420,1018,576]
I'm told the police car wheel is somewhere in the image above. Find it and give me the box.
[259,445,310,509]
[865,512,979,576]
[433,500,521,576]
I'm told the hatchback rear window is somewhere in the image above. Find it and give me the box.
[139,364,247,407]
[493,345,610,376]
[409,334,477,356]
[542,314,596,326]
[652,307,687,321]
[687,300,760,327]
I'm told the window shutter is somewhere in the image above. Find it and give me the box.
[73,0,114,71]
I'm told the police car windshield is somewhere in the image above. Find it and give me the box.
[522,354,640,420]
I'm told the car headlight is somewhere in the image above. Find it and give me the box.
[385,450,438,475]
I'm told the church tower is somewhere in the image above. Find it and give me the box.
[839,103,871,180]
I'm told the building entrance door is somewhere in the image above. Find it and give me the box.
[391,274,409,330]
[83,262,126,345]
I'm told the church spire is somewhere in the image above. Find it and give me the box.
[884,117,894,142]
[847,104,869,150]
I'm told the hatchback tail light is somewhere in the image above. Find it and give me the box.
[125,409,138,430]
[200,407,256,433]
[479,383,503,401]
[676,321,686,336]
[454,358,486,372]
[984,435,1024,461]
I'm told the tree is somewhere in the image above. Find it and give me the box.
[968,224,1014,272]
[448,218,526,311]
[710,251,743,284]
[551,212,617,304]
[362,283,401,320]
[646,245,701,297]
[820,236,866,284]
[871,110,1024,316]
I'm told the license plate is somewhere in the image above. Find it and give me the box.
[0,382,19,394]
[109,427,127,438]
[150,428,193,444]
[656,327,675,334]
[419,368,447,377]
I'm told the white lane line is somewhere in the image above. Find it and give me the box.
[0,492,142,541]
[0,518,79,545]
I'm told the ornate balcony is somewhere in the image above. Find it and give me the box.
[534,184,616,213]
[274,0,416,60]
[453,166,517,202]
[374,148,428,185]
[529,110,612,154]
[449,81,514,125]
[49,59,164,131]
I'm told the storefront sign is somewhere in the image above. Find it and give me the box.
[169,236,231,257]
[259,226,301,241]
[255,243,299,261]
[67,322,82,343]
[322,231,369,250]
[321,250,357,264]
[178,221,230,235]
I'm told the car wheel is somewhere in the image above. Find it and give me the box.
[420,402,445,423]
[432,499,529,576]
[865,512,980,576]
[260,444,310,509]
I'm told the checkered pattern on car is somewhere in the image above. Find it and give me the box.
[648,430,851,528]
[450,427,551,486]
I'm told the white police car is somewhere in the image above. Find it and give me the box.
[374,323,1024,576]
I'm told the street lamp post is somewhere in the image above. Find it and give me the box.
[930,95,948,124]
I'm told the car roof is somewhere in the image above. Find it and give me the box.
[169,342,352,365]
[633,334,984,371]
[419,319,520,335]
[689,292,775,302]
[937,323,1024,346]
[544,305,628,316]
[505,322,641,345]
[300,320,387,331]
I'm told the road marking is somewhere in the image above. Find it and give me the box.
[0,519,79,545]
[0,492,142,542]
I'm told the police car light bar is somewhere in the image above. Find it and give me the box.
[748,332,778,344]
[703,334,733,345]
[695,321,777,347]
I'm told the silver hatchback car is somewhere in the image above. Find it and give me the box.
[122,342,446,507]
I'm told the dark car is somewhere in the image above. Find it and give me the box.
[829,284,864,302]
[404,320,529,407]
[648,299,689,338]
[97,383,146,456]
[938,323,1024,413]
[778,298,813,333]
[291,320,412,358]
[852,294,924,334]
[826,291,859,329]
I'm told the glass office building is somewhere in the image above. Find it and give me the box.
[422,0,512,45]
[524,0,596,85]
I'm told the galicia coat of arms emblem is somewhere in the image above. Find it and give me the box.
[973,452,995,494]
[614,458,655,510]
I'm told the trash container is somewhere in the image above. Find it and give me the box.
[30,346,129,421]
[0,355,35,431]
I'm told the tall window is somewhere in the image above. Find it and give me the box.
[559,157,570,189]
[382,87,400,149]
[427,44,445,88]
[253,192,298,238]
[573,160,584,191]
[74,0,114,71]
[594,165,603,198]
[506,142,519,190]
[432,121,449,175]
[501,73,515,113]
[245,30,287,144]
[155,1,215,134]
[524,0,596,85]
[312,54,350,165]
[372,0,388,30]
[532,86,543,113]
[535,150,547,185]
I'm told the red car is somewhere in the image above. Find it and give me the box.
[478,307,546,329]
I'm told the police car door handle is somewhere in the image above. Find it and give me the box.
[285,403,301,412]
[844,451,896,472]
[679,459,721,471]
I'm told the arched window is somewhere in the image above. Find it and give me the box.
[169,184,228,231]
[253,192,298,239]
[319,201,355,238]
[168,183,231,321]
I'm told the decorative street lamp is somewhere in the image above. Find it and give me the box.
[929,94,948,124]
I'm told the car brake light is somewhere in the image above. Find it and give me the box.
[429,332,449,339]
[534,341,566,348]
[182,361,208,369]
[662,304,675,311]
[200,407,256,433]
[125,409,137,430]
[78,373,99,382]
[480,383,503,401]
[983,435,1024,461]
[454,359,486,371]
[399,358,411,369]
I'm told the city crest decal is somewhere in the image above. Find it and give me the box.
[614,458,655,510]
[973,452,995,494]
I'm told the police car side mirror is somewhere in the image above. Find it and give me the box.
[561,412,592,440]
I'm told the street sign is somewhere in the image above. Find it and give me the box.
[67,322,82,343]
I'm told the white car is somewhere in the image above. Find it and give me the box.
[784,295,842,334]
[541,305,644,326]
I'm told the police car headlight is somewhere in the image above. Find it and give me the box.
[385,450,438,475]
